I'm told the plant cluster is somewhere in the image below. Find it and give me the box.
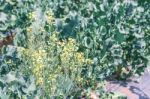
[0,0,150,98]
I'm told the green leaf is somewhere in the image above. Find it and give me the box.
[114,31,126,43]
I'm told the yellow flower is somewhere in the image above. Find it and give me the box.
[26,27,32,33]
[17,47,26,52]
[36,77,43,85]
[74,52,85,64]
[47,16,54,23]
[63,47,68,52]
[68,38,76,44]
[57,41,65,47]
[28,11,36,20]
[85,59,94,64]
[46,10,54,16]
[50,34,58,41]
[122,67,129,74]
[39,27,45,32]
[76,53,84,59]
[45,10,54,24]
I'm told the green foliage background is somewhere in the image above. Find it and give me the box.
[0,0,150,98]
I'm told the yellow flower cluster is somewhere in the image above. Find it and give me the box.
[28,9,55,23]
[31,49,47,85]
[59,38,93,65]
[26,24,45,33]
[68,38,76,44]
[26,27,32,33]
[39,27,45,32]
[50,34,58,42]
[28,11,36,20]
[60,38,83,64]
[17,47,47,85]
[75,52,85,64]
[18,32,94,93]
[85,59,94,65]
[56,41,65,47]
[121,67,129,74]
[45,10,54,24]
[17,46,26,52]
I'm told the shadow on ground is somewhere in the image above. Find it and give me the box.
[106,68,150,99]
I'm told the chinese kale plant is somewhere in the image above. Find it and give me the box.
[0,0,150,98]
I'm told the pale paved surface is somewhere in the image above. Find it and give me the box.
[106,68,150,99]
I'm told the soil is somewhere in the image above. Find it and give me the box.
[106,68,150,99]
